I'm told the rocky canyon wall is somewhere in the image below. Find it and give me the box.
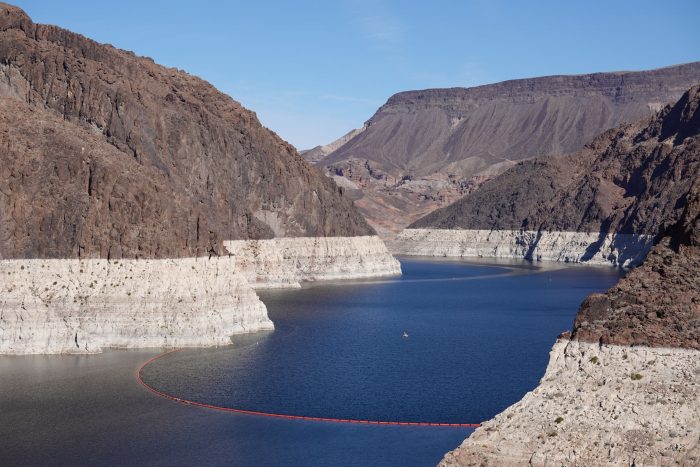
[441,339,700,466]
[0,257,273,355]
[224,236,401,289]
[439,103,700,464]
[404,85,700,267]
[393,229,654,267]
[0,236,401,354]
[0,4,402,354]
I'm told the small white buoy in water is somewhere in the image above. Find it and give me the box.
[402,331,409,339]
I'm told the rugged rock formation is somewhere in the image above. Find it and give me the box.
[0,2,373,260]
[440,90,700,466]
[224,236,401,288]
[312,63,700,235]
[0,257,273,354]
[441,340,700,466]
[393,229,653,267]
[402,85,700,266]
[0,4,400,354]
[441,186,700,464]
[572,178,700,350]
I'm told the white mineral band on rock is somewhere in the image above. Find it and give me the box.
[393,229,654,267]
[223,235,402,289]
[0,236,401,354]
[440,339,700,467]
[0,257,272,355]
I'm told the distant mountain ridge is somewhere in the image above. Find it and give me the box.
[410,84,700,241]
[310,62,700,237]
[301,125,367,163]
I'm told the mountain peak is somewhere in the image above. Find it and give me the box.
[661,84,700,142]
[0,2,32,31]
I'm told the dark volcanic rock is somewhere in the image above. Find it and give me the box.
[572,177,700,349]
[0,3,373,259]
[412,86,700,243]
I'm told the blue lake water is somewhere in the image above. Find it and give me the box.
[0,258,621,466]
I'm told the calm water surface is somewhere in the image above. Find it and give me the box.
[0,258,621,466]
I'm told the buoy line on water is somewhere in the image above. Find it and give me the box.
[137,349,481,428]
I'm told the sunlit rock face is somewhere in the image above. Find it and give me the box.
[312,62,700,236]
[0,257,272,355]
[393,229,653,267]
[224,236,402,289]
[440,339,700,467]
[439,88,700,466]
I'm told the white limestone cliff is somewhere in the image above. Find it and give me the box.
[0,235,401,354]
[224,235,402,289]
[441,339,700,466]
[393,229,654,267]
[0,257,273,355]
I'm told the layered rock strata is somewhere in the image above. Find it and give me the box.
[393,229,653,267]
[404,85,700,266]
[314,63,700,235]
[0,258,272,355]
[224,236,402,288]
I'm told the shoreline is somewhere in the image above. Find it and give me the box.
[0,235,400,355]
[440,338,700,466]
[392,228,654,268]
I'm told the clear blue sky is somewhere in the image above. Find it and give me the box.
[13,1,700,149]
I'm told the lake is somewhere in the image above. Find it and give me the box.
[0,258,621,466]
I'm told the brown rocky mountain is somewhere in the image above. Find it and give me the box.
[572,175,700,350]
[0,3,373,259]
[412,85,700,247]
[309,63,700,237]
[437,86,700,467]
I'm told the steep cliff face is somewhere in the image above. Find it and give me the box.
[572,178,700,349]
[0,3,373,260]
[393,229,654,267]
[224,236,401,288]
[314,63,700,235]
[440,181,700,465]
[0,257,273,354]
[441,340,700,466]
[0,3,402,355]
[402,86,700,265]
[440,92,700,467]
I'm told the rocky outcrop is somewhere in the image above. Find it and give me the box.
[224,236,401,288]
[393,229,653,267]
[404,86,700,265]
[0,237,401,354]
[0,4,402,355]
[441,340,700,467]
[571,177,700,350]
[440,91,700,465]
[314,63,700,235]
[0,3,373,260]
[0,257,273,355]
